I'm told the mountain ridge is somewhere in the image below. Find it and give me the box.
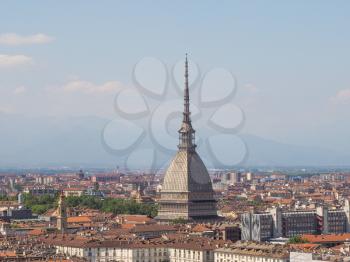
[0,113,348,168]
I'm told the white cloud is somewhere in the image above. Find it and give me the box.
[330,89,350,104]
[62,80,124,94]
[0,54,33,68]
[0,33,54,45]
[13,86,27,95]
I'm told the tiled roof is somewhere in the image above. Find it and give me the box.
[42,234,224,251]
[192,224,211,232]
[289,243,320,250]
[121,224,136,230]
[131,224,176,233]
[119,215,151,223]
[302,233,350,243]
[67,216,92,223]
[217,241,289,259]
[0,251,16,257]
[27,228,46,236]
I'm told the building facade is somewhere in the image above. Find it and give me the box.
[242,202,350,241]
[49,236,217,262]
[241,212,274,241]
[52,238,289,262]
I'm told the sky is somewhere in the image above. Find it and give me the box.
[1,1,350,158]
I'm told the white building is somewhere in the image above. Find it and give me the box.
[56,244,169,262]
[49,235,290,262]
[48,235,218,262]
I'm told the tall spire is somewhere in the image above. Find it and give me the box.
[57,190,67,234]
[178,54,196,151]
[184,53,190,124]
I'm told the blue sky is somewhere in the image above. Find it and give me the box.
[1,1,350,156]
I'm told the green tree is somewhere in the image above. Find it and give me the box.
[288,235,309,244]
[22,193,158,217]
[0,195,17,201]
[31,204,51,214]
[23,193,57,214]
[171,217,187,225]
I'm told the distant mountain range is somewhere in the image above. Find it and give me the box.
[0,113,349,169]
[241,134,350,167]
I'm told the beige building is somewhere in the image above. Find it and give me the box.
[55,241,289,262]
[47,235,218,262]
[48,234,291,262]
[157,56,217,221]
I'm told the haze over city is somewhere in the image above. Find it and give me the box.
[2,2,350,262]
[1,1,350,168]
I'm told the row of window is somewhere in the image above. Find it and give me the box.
[216,256,284,262]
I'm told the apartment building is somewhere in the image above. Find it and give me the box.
[282,211,317,237]
[242,200,350,241]
[46,235,218,262]
[47,234,292,262]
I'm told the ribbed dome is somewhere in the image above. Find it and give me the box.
[162,150,213,193]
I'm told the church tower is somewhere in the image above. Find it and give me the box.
[57,191,67,233]
[157,55,218,221]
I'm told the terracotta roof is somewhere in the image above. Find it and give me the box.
[289,243,320,250]
[27,228,46,236]
[217,242,289,259]
[119,215,151,223]
[131,224,176,233]
[192,224,211,233]
[67,216,92,223]
[121,224,136,230]
[0,251,16,257]
[302,233,350,243]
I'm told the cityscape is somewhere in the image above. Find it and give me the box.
[1,1,350,261]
